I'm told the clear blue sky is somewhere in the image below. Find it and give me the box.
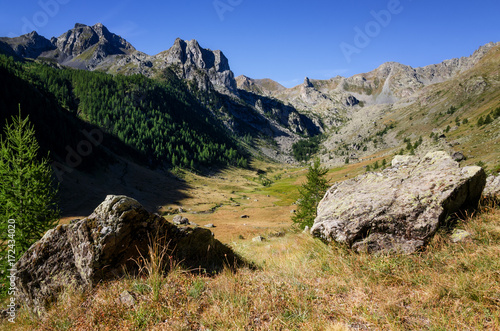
[1,0,499,87]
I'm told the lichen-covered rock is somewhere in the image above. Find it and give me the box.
[14,195,242,313]
[450,229,471,243]
[311,152,486,254]
[483,175,500,200]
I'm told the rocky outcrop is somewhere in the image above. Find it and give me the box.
[483,175,500,200]
[153,38,237,94]
[239,90,321,136]
[311,152,486,254]
[14,195,242,313]
[236,75,286,96]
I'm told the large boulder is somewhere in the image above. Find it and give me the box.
[483,175,500,200]
[14,195,242,313]
[311,152,486,254]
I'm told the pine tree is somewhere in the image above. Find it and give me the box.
[0,108,60,276]
[292,158,330,229]
[484,114,493,125]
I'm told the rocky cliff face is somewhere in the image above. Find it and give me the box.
[153,38,237,94]
[238,42,499,111]
[236,41,500,165]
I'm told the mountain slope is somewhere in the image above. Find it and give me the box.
[318,43,500,168]
[234,42,500,168]
[0,52,253,215]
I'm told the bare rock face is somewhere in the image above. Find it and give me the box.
[14,195,241,313]
[311,152,486,254]
[55,23,135,58]
[484,175,500,200]
[154,38,237,94]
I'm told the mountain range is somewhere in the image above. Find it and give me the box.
[0,23,499,214]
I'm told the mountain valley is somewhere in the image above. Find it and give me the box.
[0,22,499,216]
[1,21,500,331]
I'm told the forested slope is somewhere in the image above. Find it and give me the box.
[0,54,248,171]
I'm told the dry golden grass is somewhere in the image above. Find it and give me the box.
[4,198,500,330]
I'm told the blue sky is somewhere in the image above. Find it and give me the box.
[0,0,499,87]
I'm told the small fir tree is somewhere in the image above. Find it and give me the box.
[0,109,59,284]
[292,158,330,229]
[477,116,485,127]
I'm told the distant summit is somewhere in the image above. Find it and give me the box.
[0,30,55,58]
[54,22,136,58]
[0,23,136,70]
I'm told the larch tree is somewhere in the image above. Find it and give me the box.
[0,108,59,284]
[292,158,330,230]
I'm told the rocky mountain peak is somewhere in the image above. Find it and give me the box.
[0,30,55,58]
[303,77,314,88]
[165,38,230,72]
[55,22,135,58]
[155,37,236,94]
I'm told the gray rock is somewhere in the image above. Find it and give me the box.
[0,31,55,58]
[450,229,471,243]
[311,152,486,254]
[483,175,500,200]
[154,38,237,94]
[345,95,360,106]
[14,195,242,314]
[119,290,136,307]
[204,223,215,228]
[172,215,189,225]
